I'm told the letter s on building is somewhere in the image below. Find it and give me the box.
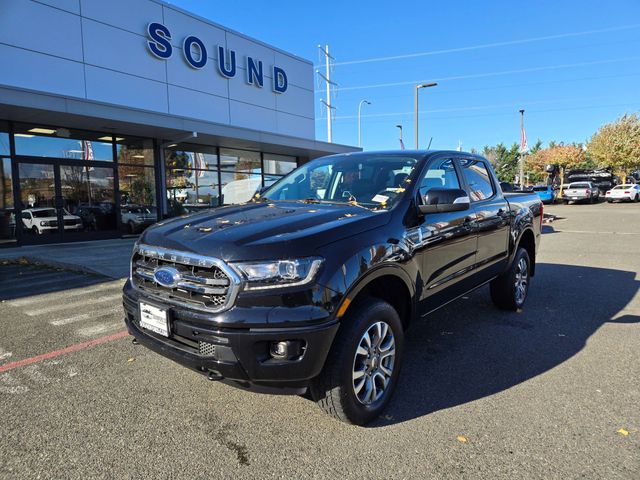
[147,22,173,59]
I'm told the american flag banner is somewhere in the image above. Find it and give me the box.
[82,140,94,160]
[194,152,206,177]
[520,120,528,153]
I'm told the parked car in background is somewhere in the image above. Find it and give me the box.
[121,205,157,233]
[532,185,556,204]
[562,182,600,204]
[21,208,82,234]
[605,184,640,203]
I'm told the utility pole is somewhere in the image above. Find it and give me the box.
[519,109,527,187]
[415,82,437,149]
[317,45,337,143]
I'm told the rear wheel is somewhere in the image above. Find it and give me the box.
[490,247,531,311]
[310,299,404,425]
[635,194,639,203]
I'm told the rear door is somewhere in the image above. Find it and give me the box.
[458,157,510,282]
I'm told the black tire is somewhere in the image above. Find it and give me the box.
[635,194,639,203]
[32,226,39,235]
[128,221,137,234]
[310,299,404,425]
[490,247,531,311]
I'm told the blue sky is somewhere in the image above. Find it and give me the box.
[170,0,640,152]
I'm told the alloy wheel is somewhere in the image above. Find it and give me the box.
[514,257,529,304]
[352,321,396,405]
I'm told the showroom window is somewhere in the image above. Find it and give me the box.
[165,145,220,217]
[263,153,296,187]
[13,124,114,161]
[117,137,157,234]
[0,157,15,244]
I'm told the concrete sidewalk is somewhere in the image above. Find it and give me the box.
[0,238,136,279]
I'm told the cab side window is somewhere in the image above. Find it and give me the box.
[459,159,495,202]
[418,158,461,201]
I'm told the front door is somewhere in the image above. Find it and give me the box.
[413,155,479,315]
[16,161,117,244]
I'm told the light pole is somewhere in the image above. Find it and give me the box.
[415,82,437,149]
[357,100,371,148]
[519,109,526,187]
[395,124,404,149]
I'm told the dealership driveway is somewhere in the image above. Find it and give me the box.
[1,202,639,479]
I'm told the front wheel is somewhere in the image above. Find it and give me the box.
[310,299,404,425]
[490,247,531,311]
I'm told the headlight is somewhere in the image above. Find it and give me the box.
[40,221,48,226]
[232,257,323,290]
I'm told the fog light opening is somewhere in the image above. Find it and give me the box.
[269,340,305,360]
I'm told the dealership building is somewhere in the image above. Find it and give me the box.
[0,0,354,245]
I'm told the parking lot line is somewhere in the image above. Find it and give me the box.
[76,321,124,337]
[24,293,123,316]
[7,282,123,307]
[0,348,13,361]
[50,306,123,326]
[0,330,129,374]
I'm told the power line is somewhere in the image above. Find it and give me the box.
[322,23,640,67]
[318,56,640,93]
[317,101,640,125]
[317,71,640,104]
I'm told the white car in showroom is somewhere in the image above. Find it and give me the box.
[21,207,83,234]
[605,184,640,203]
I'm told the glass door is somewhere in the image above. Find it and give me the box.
[18,162,61,239]
[17,162,117,243]
[59,165,116,238]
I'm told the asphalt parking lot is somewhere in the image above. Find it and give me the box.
[1,202,638,479]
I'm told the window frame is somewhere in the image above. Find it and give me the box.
[456,156,497,203]
[415,155,464,204]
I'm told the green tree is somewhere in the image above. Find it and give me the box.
[587,113,640,181]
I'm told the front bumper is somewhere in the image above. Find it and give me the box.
[123,283,339,394]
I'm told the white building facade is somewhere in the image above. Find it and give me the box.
[0,0,354,244]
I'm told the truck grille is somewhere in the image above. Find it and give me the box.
[131,244,241,312]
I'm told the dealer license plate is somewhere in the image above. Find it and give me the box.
[139,302,169,337]
[571,196,578,200]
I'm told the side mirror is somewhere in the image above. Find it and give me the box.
[418,187,470,214]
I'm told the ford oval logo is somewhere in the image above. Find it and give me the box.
[153,267,181,288]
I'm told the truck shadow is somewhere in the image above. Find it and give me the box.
[373,263,640,427]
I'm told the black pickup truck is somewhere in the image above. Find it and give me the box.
[123,150,542,425]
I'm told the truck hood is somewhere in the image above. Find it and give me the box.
[140,201,390,261]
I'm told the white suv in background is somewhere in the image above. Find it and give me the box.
[21,208,82,234]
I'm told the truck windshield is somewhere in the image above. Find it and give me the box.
[569,183,590,188]
[260,154,419,209]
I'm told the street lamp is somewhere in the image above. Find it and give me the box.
[415,82,437,149]
[395,124,404,149]
[358,100,372,148]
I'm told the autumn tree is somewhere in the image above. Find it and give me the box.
[526,143,589,189]
[587,113,640,181]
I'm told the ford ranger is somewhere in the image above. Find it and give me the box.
[123,150,542,425]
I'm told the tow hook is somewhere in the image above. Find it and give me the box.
[207,370,223,381]
[132,338,139,345]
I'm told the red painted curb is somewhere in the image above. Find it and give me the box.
[0,330,129,374]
